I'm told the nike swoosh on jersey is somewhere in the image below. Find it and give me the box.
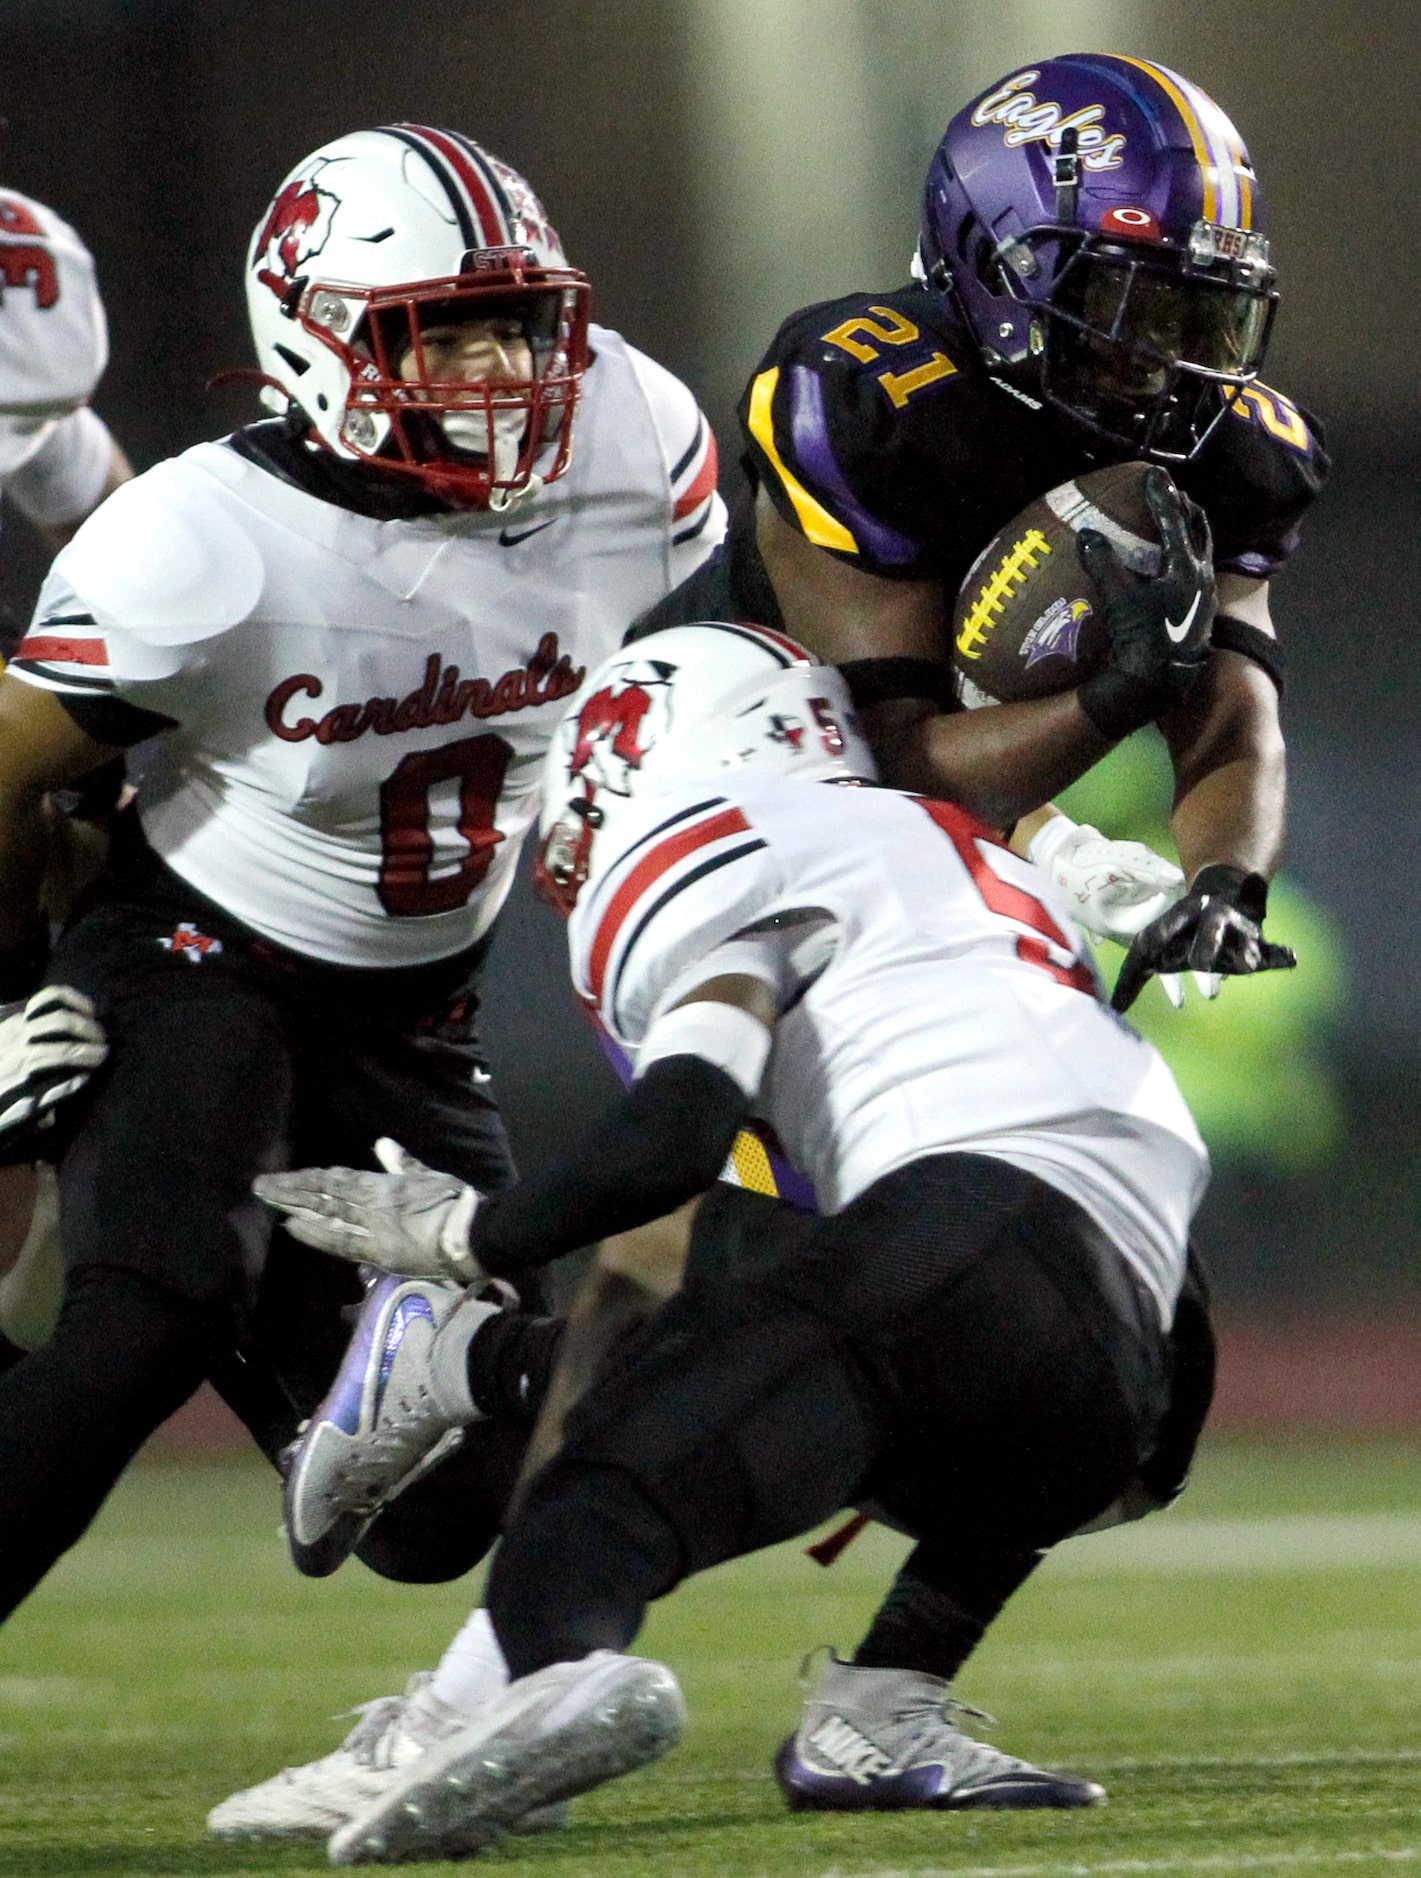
[498,518,556,548]
[1165,592,1202,643]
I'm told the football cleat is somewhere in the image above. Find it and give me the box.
[282,1272,478,1577]
[207,1668,569,1843]
[774,1653,1105,1811]
[329,1650,685,1864]
[208,1674,454,1841]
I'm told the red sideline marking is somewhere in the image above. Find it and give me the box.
[17,634,108,665]
[588,806,751,1007]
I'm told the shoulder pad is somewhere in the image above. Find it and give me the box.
[54,457,265,646]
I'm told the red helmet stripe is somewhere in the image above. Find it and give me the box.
[395,124,513,250]
[735,623,816,664]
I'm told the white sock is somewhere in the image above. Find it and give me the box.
[427,1608,509,1718]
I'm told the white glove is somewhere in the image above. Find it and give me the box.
[252,1137,484,1282]
[1027,816,1217,1007]
[0,986,108,1145]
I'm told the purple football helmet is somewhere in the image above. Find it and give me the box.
[919,54,1277,461]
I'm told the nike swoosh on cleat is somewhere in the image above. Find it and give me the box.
[498,519,556,548]
[1165,592,1202,643]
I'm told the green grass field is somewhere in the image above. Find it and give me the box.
[3,1437,1421,1877]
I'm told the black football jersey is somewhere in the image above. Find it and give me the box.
[735,282,1329,605]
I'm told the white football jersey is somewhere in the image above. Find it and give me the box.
[0,189,109,482]
[10,328,725,966]
[570,772,1209,1324]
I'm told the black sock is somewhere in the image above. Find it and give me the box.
[0,1331,29,1378]
[854,1541,1044,1683]
[465,1312,566,1424]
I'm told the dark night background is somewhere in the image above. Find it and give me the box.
[2,0,1416,1329]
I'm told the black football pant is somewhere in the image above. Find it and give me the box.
[0,842,520,1622]
[486,1153,1173,1679]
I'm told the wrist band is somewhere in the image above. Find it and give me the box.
[1211,617,1284,697]
[1026,813,1082,871]
[1077,668,1163,742]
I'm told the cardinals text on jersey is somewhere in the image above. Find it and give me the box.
[8,328,724,966]
[570,770,1208,1325]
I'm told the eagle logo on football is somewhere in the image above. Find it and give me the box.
[1021,596,1094,669]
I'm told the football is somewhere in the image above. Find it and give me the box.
[949,460,1168,706]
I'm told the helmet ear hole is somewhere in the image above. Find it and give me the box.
[968,230,1005,296]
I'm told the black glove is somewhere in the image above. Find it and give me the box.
[1111,864,1296,1013]
[1077,466,1216,741]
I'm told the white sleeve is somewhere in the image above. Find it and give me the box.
[0,192,108,485]
[632,913,839,1094]
[649,913,838,1022]
[8,457,264,702]
[624,344,727,582]
[3,407,113,529]
[568,799,780,1044]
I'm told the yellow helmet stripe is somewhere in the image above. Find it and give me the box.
[1113,55,1253,232]
[746,368,859,556]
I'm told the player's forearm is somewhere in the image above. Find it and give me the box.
[471,1057,749,1276]
[1166,654,1286,881]
[0,682,127,978]
[1171,748,1286,882]
[871,693,1115,827]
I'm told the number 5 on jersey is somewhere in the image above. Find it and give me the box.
[917,798,1098,995]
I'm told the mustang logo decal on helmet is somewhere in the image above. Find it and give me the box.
[254,172,340,299]
[569,664,676,799]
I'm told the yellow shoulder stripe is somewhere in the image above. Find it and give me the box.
[746,368,859,556]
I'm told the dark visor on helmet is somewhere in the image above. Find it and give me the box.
[1040,241,1277,460]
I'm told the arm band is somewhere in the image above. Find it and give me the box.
[1210,616,1284,696]
[838,656,959,710]
[636,998,772,1098]
[469,1054,752,1276]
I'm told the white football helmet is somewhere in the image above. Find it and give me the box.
[246,125,590,510]
[0,190,109,477]
[537,621,877,912]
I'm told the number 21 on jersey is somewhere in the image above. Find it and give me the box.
[820,305,958,409]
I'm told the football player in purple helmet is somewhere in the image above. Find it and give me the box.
[642,51,1324,1010]
[608,52,1323,1812]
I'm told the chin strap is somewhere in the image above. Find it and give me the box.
[485,473,543,516]
[442,408,543,513]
